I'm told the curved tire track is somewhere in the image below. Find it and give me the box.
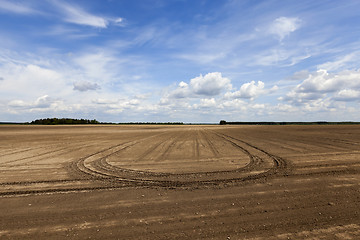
[2,128,291,196]
[71,129,290,188]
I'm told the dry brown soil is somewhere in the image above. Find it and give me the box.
[0,125,360,239]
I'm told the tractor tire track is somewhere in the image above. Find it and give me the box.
[0,141,110,166]
[72,129,289,188]
[2,128,292,196]
[200,129,220,158]
[211,131,290,177]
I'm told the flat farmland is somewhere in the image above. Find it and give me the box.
[0,125,360,239]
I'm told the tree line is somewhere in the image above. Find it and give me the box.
[219,120,360,125]
[30,118,100,125]
[28,118,184,125]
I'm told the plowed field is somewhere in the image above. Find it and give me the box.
[1,125,360,239]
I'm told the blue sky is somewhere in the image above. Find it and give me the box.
[1,0,360,123]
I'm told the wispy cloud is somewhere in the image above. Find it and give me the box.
[0,0,40,15]
[252,47,311,67]
[317,51,360,71]
[44,25,98,39]
[52,0,108,28]
[50,1,126,28]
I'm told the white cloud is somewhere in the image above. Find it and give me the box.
[53,1,108,28]
[178,81,188,88]
[295,69,360,93]
[0,63,66,98]
[317,51,360,71]
[0,49,155,121]
[225,81,264,99]
[8,99,29,108]
[92,97,145,115]
[73,51,120,83]
[33,95,53,108]
[45,25,98,39]
[0,0,126,29]
[220,99,247,110]
[268,17,302,41]
[303,98,333,112]
[92,98,118,105]
[334,89,360,102]
[281,91,325,104]
[253,48,310,67]
[281,69,360,104]
[275,103,298,112]
[115,17,123,24]
[178,52,227,65]
[286,70,310,81]
[25,64,61,82]
[190,72,232,96]
[8,95,54,109]
[73,81,100,92]
[165,72,232,100]
[0,0,39,15]
[113,17,126,26]
[198,98,217,108]
[166,81,190,99]
[225,81,277,100]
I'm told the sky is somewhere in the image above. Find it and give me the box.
[1,0,360,123]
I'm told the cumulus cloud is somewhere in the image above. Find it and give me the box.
[190,72,232,96]
[294,69,360,93]
[334,89,360,102]
[220,98,247,110]
[281,69,360,104]
[225,81,277,100]
[225,81,264,99]
[73,81,100,92]
[8,95,53,109]
[92,97,142,111]
[165,81,190,99]
[165,72,231,101]
[268,17,302,41]
[195,98,217,108]
[280,91,324,104]
[8,99,29,108]
[161,72,231,103]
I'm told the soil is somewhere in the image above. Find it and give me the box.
[0,125,359,239]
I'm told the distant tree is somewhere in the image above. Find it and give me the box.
[219,120,227,125]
